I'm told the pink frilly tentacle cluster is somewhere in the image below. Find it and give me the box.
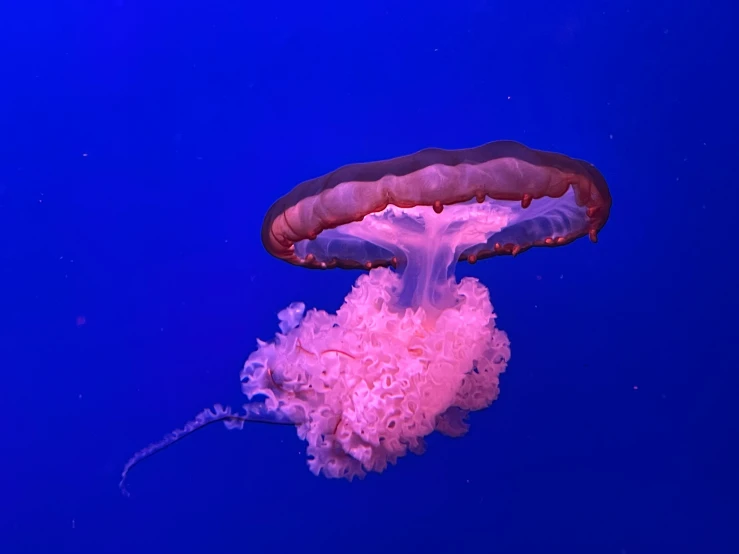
[238,267,510,479]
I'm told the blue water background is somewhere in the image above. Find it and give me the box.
[1,1,736,552]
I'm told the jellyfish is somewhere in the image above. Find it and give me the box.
[120,140,611,493]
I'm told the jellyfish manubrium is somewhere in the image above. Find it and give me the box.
[121,140,611,493]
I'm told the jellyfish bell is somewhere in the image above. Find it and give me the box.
[120,140,611,493]
[262,140,610,314]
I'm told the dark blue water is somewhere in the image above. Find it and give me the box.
[2,1,736,553]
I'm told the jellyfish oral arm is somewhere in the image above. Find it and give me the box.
[234,265,511,480]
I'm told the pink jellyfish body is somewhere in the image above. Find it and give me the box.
[121,140,611,492]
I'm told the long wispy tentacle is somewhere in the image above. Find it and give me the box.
[120,403,294,496]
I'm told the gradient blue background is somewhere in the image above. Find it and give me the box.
[1,1,737,553]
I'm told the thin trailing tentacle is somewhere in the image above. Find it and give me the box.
[120,403,294,497]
